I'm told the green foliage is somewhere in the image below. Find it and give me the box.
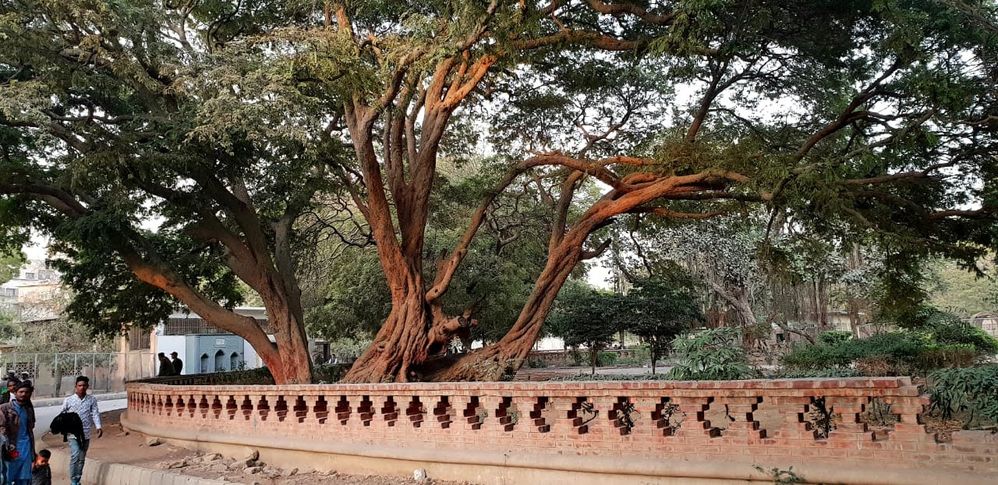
[928,259,998,317]
[623,271,703,372]
[313,364,350,384]
[596,351,618,367]
[926,365,998,429]
[667,328,756,380]
[305,249,390,341]
[0,311,18,342]
[546,283,623,374]
[753,466,805,485]
[781,313,996,377]
[615,345,652,366]
[924,311,998,354]
[553,373,680,382]
[819,331,853,346]
[0,250,23,284]
[51,235,243,335]
[776,367,862,379]
[2,0,997,385]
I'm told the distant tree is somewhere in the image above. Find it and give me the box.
[0,250,23,285]
[0,250,22,338]
[623,271,703,374]
[547,283,622,375]
[0,2,346,383]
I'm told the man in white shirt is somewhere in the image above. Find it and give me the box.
[60,376,102,485]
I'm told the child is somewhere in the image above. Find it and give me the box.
[31,449,51,485]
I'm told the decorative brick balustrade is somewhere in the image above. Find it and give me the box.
[124,378,997,484]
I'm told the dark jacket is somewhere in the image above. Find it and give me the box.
[0,400,35,454]
[171,357,183,375]
[31,463,51,485]
[157,358,175,377]
[50,411,84,443]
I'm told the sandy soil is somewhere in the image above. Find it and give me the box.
[42,409,468,485]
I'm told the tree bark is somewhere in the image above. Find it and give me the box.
[423,242,585,381]
[257,288,313,384]
[341,278,431,382]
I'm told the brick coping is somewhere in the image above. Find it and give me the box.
[127,376,914,392]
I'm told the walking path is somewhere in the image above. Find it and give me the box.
[40,408,467,484]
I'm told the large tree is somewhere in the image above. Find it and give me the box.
[332,0,997,382]
[3,0,996,384]
[0,1,349,383]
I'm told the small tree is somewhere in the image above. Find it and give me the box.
[668,328,755,380]
[547,284,621,375]
[624,273,703,374]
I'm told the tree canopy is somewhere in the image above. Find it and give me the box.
[1,0,996,383]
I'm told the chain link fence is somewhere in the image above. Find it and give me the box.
[0,351,156,398]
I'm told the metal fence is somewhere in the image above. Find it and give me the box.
[0,351,157,398]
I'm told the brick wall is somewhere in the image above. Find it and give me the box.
[125,378,996,479]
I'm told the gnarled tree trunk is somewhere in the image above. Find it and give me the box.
[424,237,586,381]
[342,277,432,382]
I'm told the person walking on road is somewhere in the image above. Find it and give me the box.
[170,352,183,375]
[0,380,36,485]
[60,376,102,485]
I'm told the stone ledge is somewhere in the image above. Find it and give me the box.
[48,445,230,485]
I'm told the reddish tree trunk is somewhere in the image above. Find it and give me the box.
[425,244,583,381]
[341,288,431,382]
[257,305,313,385]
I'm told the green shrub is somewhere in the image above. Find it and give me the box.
[597,351,619,366]
[914,344,980,370]
[667,328,756,380]
[553,373,679,381]
[818,331,853,346]
[780,328,991,377]
[526,357,548,368]
[923,320,998,354]
[781,332,924,374]
[926,365,998,429]
[776,367,861,378]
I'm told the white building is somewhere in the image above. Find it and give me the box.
[122,306,329,377]
[0,260,64,323]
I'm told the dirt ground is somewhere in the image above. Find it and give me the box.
[42,409,468,485]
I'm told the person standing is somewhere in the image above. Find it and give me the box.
[60,376,101,485]
[170,352,183,375]
[156,353,174,377]
[0,380,36,485]
[1,377,19,405]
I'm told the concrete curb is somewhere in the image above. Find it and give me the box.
[48,443,231,485]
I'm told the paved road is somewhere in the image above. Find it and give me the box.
[34,398,128,434]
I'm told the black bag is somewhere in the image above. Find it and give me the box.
[50,411,85,442]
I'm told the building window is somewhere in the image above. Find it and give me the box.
[24,272,34,280]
